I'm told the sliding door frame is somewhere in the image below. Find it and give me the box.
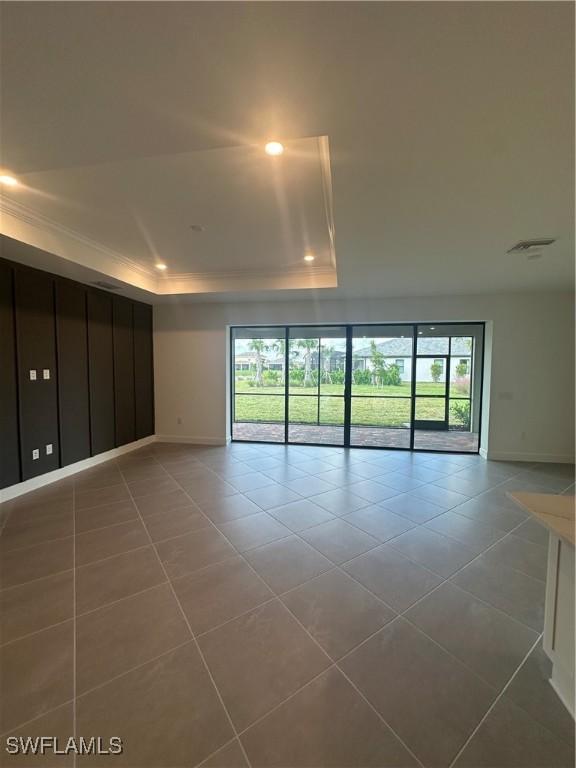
[230,321,486,455]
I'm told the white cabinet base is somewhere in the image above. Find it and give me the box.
[543,534,575,719]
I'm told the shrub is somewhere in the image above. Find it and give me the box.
[430,361,443,383]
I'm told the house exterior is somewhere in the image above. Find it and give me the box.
[352,337,473,383]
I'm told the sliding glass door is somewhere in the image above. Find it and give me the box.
[350,326,413,448]
[231,323,484,452]
[231,327,286,442]
[287,327,347,445]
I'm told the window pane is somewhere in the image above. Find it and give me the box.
[319,397,345,426]
[233,332,285,392]
[414,397,446,422]
[234,395,285,423]
[449,400,471,430]
[351,327,413,397]
[415,358,446,395]
[288,396,317,424]
[351,397,411,427]
[416,329,449,355]
[450,361,471,397]
[319,337,346,395]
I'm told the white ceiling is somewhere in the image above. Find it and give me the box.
[0,137,337,294]
[0,1,573,302]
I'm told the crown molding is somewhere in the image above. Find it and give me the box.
[0,196,155,280]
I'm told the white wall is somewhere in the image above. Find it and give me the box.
[153,291,575,463]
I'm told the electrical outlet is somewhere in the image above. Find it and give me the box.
[43,369,50,380]
[46,444,53,455]
[29,369,37,381]
[32,449,40,460]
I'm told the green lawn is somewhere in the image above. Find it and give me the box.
[234,380,469,398]
[234,383,471,429]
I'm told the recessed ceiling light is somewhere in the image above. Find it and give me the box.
[430,326,436,330]
[155,263,167,271]
[265,141,284,156]
[303,253,315,262]
[0,174,18,187]
[418,331,423,335]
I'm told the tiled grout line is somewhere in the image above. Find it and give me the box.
[119,460,256,768]
[446,633,543,768]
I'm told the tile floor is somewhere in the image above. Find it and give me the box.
[0,442,574,767]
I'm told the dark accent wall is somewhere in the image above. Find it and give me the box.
[0,239,155,489]
[87,290,116,456]
[0,261,21,488]
[113,296,136,447]
[56,280,91,466]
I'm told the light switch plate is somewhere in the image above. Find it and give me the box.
[32,449,40,460]
[29,369,37,381]
[43,369,50,380]
[46,444,53,455]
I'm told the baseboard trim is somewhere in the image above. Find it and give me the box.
[0,436,156,503]
[485,450,575,464]
[479,447,488,459]
[155,434,228,446]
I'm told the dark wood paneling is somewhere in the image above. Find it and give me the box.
[14,268,60,480]
[113,296,135,446]
[133,302,154,439]
[56,280,91,466]
[0,260,21,488]
[87,290,115,455]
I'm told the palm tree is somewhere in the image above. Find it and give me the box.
[248,339,267,387]
[297,338,319,388]
[321,344,334,384]
[271,339,286,381]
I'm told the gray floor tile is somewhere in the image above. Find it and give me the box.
[409,484,470,510]
[299,519,380,564]
[347,480,400,504]
[381,493,446,523]
[198,601,330,730]
[344,544,442,612]
[424,510,507,554]
[241,667,417,767]
[282,569,395,659]
[283,476,337,497]
[172,556,272,634]
[0,620,74,733]
[340,618,495,768]
[452,495,528,531]
[267,499,335,532]
[387,526,477,578]
[227,472,276,493]
[342,505,416,542]
[505,641,575,748]
[155,527,236,579]
[244,484,302,510]
[406,581,538,689]
[244,536,333,594]
[481,534,548,581]
[453,696,574,768]
[451,554,546,631]
[310,488,371,516]
[0,570,74,644]
[199,494,262,524]
[217,512,291,551]
[201,739,249,768]
[77,643,233,767]
[76,583,190,693]
[514,517,550,547]
[2,703,74,767]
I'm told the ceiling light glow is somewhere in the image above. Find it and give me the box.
[155,263,167,271]
[265,141,284,156]
[303,253,315,262]
[0,174,18,187]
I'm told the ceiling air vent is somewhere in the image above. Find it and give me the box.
[91,280,121,291]
[507,238,556,254]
